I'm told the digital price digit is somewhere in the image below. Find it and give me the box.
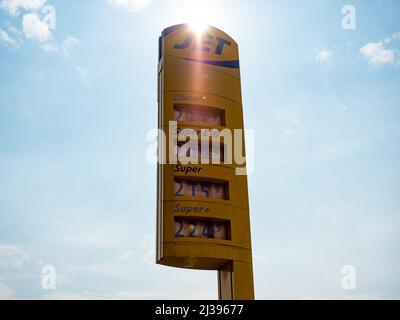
[174,181,184,197]
[213,223,227,239]
[174,179,227,199]
[188,222,202,237]
[174,221,184,237]
[200,183,210,197]
[202,223,214,238]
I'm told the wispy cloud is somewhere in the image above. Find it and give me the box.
[108,0,151,12]
[0,245,30,270]
[360,32,400,66]
[0,1,78,55]
[62,35,79,57]
[40,35,79,56]
[0,0,46,16]
[360,42,396,65]
[41,41,58,52]
[5,21,23,36]
[0,28,19,48]
[383,32,400,44]
[316,49,332,64]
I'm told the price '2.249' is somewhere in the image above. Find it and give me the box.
[174,220,228,239]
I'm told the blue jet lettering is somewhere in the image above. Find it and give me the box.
[174,33,231,55]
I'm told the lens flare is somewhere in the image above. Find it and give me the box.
[189,20,208,36]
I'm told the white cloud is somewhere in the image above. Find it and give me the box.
[0,245,29,269]
[39,35,79,56]
[0,282,16,300]
[5,21,23,36]
[316,49,332,64]
[0,28,19,48]
[360,42,396,65]
[1,3,76,55]
[62,35,78,57]
[0,0,46,16]
[384,32,400,44]
[75,66,87,77]
[41,41,58,52]
[108,0,151,12]
[39,35,79,55]
[22,12,51,42]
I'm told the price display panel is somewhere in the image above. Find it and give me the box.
[175,218,229,240]
[177,141,224,163]
[174,179,227,199]
[174,104,224,125]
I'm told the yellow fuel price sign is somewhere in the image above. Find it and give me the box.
[156,23,254,300]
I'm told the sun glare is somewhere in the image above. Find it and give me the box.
[180,1,219,36]
[189,20,209,36]
[164,0,237,40]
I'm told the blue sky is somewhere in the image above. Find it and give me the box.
[1,0,400,299]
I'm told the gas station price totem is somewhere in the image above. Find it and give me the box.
[157,24,254,300]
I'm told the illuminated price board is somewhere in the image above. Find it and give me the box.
[174,218,229,240]
[174,104,224,125]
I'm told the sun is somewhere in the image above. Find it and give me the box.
[184,0,217,36]
[188,20,209,37]
[166,0,234,39]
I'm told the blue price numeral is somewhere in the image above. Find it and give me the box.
[175,181,184,196]
[175,221,184,237]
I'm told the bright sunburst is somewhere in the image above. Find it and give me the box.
[188,20,209,36]
[170,0,226,35]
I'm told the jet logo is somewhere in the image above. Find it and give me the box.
[174,32,231,55]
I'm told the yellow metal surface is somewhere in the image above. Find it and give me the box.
[157,24,254,299]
